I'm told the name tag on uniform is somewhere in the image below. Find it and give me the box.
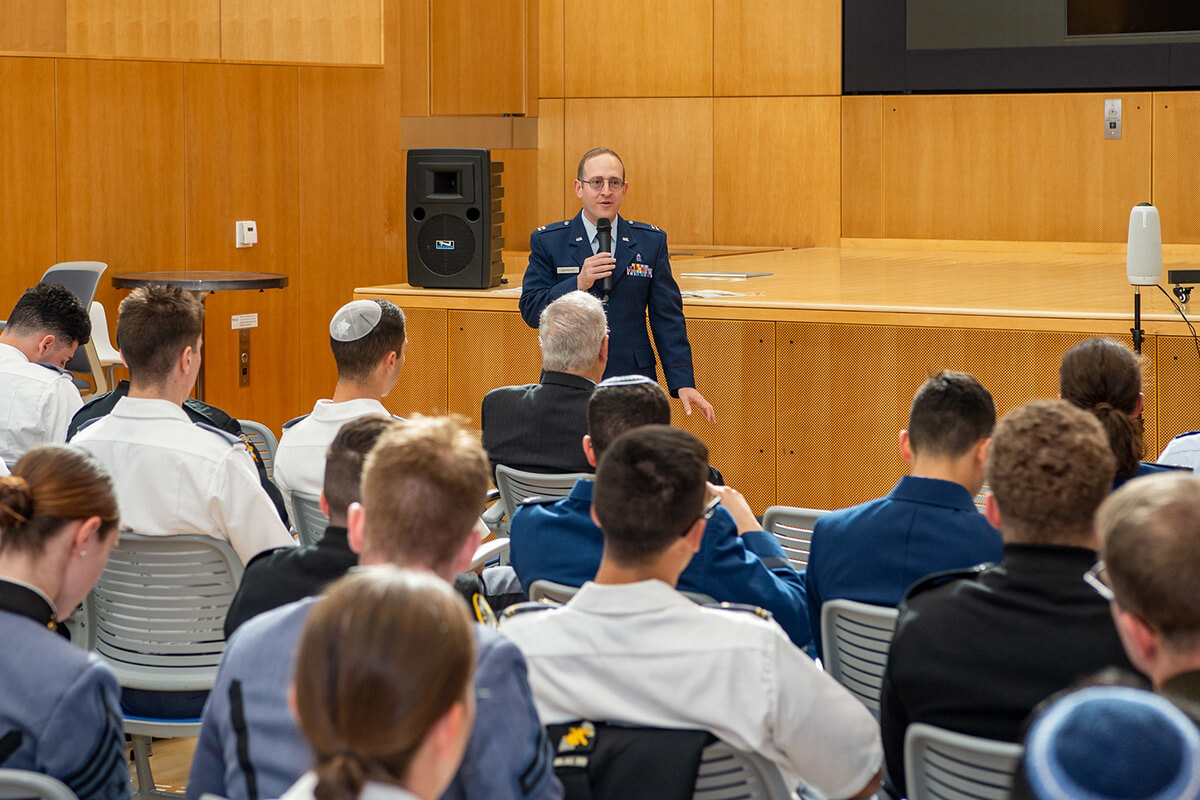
[556,266,581,274]
[626,263,653,278]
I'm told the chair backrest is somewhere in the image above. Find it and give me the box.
[905,723,1024,800]
[495,465,590,522]
[820,599,899,714]
[761,505,830,570]
[470,537,510,571]
[0,770,79,800]
[41,262,107,378]
[973,483,991,516]
[694,740,792,799]
[528,579,714,607]
[291,490,329,547]
[88,301,122,365]
[86,532,243,692]
[238,419,278,479]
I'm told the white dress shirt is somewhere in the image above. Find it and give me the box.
[502,579,883,799]
[0,342,83,465]
[73,396,294,563]
[274,398,392,501]
[1159,431,1200,471]
[279,772,420,800]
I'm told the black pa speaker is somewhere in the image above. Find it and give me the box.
[406,148,504,289]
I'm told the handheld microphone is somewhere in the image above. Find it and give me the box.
[596,217,613,292]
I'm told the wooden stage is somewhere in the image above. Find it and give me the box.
[357,244,1200,513]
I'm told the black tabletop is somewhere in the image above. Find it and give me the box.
[112,271,289,291]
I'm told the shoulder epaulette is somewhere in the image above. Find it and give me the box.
[244,545,291,570]
[628,220,663,233]
[35,362,71,376]
[281,413,309,430]
[902,563,990,604]
[519,495,563,507]
[195,421,243,446]
[73,415,104,434]
[712,602,774,621]
[502,601,558,620]
[533,220,572,235]
[1170,430,1200,441]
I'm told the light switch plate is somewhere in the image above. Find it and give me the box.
[1104,99,1122,140]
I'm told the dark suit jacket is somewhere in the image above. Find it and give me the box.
[222,526,358,638]
[518,213,695,395]
[481,370,595,479]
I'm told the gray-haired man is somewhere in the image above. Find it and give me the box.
[481,290,608,479]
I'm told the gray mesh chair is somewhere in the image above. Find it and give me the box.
[820,599,899,715]
[761,506,830,570]
[238,419,278,479]
[493,466,590,537]
[291,490,329,546]
[86,533,244,797]
[471,537,510,571]
[528,579,715,606]
[0,770,79,800]
[693,740,792,799]
[904,723,1024,800]
[41,261,109,395]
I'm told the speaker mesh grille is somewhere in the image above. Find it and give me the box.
[416,214,477,275]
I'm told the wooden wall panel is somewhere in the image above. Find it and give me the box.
[493,149,540,251]
[882,93,1152,242]
[382,307,449,417]
[714,97,840,248]
[539,0,563,98]
[0,1,66,51]
[184,64,300,428]
[564,98,714,244]
[713,0,839,96]
[841,94,883,239]
[777,322,1145,510]
[56,59,186,321]
[381,0,406,281]
[563,0,712,97]
[1152,93,1200,245]
[298,67,390,407]
[1152,336,1200,455]
[537,99,566,226]
[396,0,429,115]
[431,0,525,115]
[222,0,382,65]
[446,311,541,429]
[671,319,776,512]
[0,58,57,317]
[65,0,220,59]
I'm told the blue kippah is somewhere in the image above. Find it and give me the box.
[1025,686,1200,800]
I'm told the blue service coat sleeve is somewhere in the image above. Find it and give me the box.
[442,629,563,800]
[680,509,811,649]
[40,660,130,800]
[806,516,828,660]
[519,230,580,329]
[186,685,228,800]
[643,231,695,393]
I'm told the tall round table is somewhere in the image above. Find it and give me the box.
[111,271,289,401]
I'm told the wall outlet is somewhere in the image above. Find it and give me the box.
[236,220,257,248]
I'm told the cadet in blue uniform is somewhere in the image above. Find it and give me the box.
[518,148,715,422]
[0,445,128,800]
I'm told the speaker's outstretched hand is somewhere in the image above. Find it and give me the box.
[679,387,716,423]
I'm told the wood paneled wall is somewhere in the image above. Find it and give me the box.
[537,0,842,248]
[4,0,383,63]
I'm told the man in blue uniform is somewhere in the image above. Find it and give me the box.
[518,148,715,423]
[508,375,810,648]
[805,371,1004,659]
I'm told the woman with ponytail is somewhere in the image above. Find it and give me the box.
[1059,338,1179,488]
[280,567,476,800]
[0,444,128,798]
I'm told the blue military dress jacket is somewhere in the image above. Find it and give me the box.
[518,213,695,395]
[0,581,128,800]
[508,479,812,648]
[188,595,561,800]
[805,475,1004,659]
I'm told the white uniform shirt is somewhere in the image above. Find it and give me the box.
[73,396,295,563]
[0,342,83,464]
[280,773,419,800]
[502,579,883,799]
[274,398,392,498]
[1159,432,1200,471]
